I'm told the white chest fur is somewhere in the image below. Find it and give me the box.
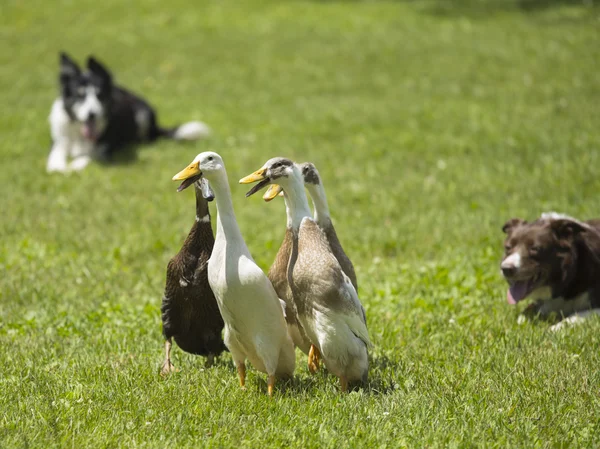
[537,292,592,318]
[518,291,600,331]
[46,99,94,173]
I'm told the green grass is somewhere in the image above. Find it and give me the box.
[2,0,600,447]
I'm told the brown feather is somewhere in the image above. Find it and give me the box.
[161,184,226,359]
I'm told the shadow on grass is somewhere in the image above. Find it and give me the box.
[95,143,141,168]
[101,146,139,166]
[424,0,598,17]
[365,354,399,395]
[518,0,597,11]
[95,139,200,168]
[276,354,400,396]
[155,350,234,377]
[310,0,598,18]
[280,374,322,395]
[159,356,400,396]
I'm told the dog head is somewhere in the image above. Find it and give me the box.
[500,217,592,304]
[59,52,112,141]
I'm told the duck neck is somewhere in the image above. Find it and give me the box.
[306,183,330,225]
[282,177,313,231]
[207,170,245,245]
[180,187,213,254]
[194,184,211,223]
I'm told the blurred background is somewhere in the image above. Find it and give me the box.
[1,1,600,447]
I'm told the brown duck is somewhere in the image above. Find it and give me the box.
[266,206,312,359]
[298,162,358,292]
[262,162,362,374]
[241,158,371,392]
[160,178,226,375]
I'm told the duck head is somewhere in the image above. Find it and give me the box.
[239,157,301,201]
[297,162,321,186]
[172,151,223,200]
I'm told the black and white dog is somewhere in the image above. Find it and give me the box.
[47,52,210,173]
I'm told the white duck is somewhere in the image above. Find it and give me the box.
[172,152,295,396]
[240,158,371,392]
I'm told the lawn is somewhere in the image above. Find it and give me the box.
[1,0,600,447]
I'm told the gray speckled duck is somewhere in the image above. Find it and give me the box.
[241,158,371,392]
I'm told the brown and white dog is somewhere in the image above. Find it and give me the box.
[500,212,600,331]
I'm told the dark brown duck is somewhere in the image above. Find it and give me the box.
[160,179,226,374]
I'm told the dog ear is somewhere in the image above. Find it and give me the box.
[86,56,112,86]
[550,219,589,240]
[59,52,81,97]
[59,52,80,84]
[502,218,525,235]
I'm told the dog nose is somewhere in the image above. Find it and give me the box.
[501,264,517,277]
[87,112,96,121]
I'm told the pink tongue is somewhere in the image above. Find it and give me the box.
[82,122,97,141]
[507,281,529,305]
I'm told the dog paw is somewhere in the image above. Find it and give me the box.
[517,315,528,325]
[47,161,69,173]
[69,156,91,172]
[549,322,564,332]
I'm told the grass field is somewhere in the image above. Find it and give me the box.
[2,0,600,447]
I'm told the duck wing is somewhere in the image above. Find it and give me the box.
[338,272,371,348]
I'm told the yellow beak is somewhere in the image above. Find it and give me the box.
[263,184,283,202]
[172,162,201,181]
[239,168,267,184]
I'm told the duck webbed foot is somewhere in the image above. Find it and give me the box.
[236,361,247,390]
[205,353,215,368]
[267,374,276,397]
[160,360,177,376]
[160,339,178,376]
[307,344,321,374]
[340,376,349,393]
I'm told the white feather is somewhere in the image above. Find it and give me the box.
[196,152,295,381]
[340,274,371,348]
[278,298,287,318]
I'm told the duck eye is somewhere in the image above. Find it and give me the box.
[207,156,213,161]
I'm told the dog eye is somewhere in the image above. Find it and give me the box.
[530,245,541,253]
[504,245,511,252]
